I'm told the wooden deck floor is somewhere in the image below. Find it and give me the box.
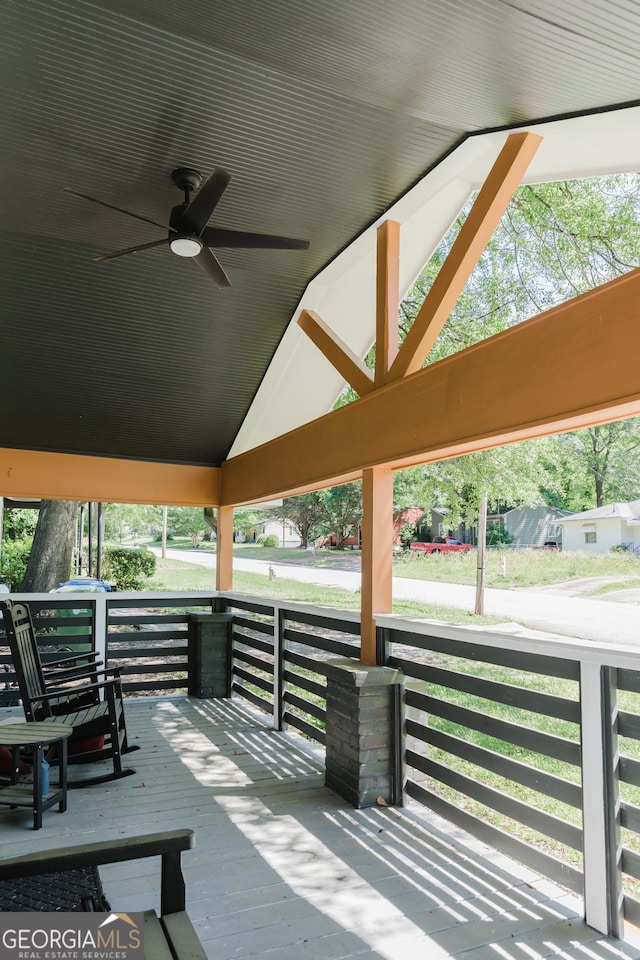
[2,696,639,960]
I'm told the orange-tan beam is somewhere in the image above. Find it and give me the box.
[360,466,394,665]
[0,448,221,507]
[297,309,374,397]
[216,505,234,591]
[388,131,543,381]
[222,266,640,504]
[375,221,400,387]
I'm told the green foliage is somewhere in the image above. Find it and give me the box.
[3,508,37,542]
[256,534,279,547]
[234,508,270,537]
[398,521,416,548]
[103,546,156,590]
[323,482,362,549]
[486,522,513,545]
[167,507,207,548]
[0,538,32,589]
[269,493,328,548]
[104,504,161,542]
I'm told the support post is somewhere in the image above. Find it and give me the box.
[581,662,623,937]
[94,594,107,669]
[375,220,400,387]
[324,658,404,808]
[216,504,234,592]
[360,466,394,665]
[187,612,233,698]
[274,605,286,731]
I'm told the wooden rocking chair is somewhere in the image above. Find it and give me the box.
[1,599,139,787]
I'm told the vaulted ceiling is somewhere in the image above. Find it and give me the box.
[3,0,640,472]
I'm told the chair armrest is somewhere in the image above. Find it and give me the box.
[45,665,120,685]
[31,674,123,706]
[44,651,101,669]
[0,829,194,914]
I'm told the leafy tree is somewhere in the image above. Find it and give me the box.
[233,508,269,541]
[323,483,362,550]
[3,508,38,542]
[167,507,207,548]
[549,422,640,509]
[392,467,429,512]
[104,503,160,543]
[269,493,328,548]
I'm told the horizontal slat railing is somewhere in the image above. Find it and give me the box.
[218,596,360,746]
[105,595,217,696]
[614,666,640,925]
[280,606,360,746]
[382,620,584,895]
[225,597,276,717]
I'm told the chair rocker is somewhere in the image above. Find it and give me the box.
[1,599,139,788]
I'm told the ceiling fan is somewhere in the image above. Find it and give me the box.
[65,167,310,288]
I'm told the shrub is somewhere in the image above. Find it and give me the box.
[398,521,416,549]
[103,546,156,590]
[256,534,279,547]
[0,538,32,590]
[486,523,513,545]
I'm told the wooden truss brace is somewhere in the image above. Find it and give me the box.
[298,132,542,394]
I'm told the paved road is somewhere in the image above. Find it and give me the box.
[155,547,640,646]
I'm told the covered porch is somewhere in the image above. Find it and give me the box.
[4,3,640,956]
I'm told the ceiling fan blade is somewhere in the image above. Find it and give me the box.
[94,238,168,263]
[177,169,231,235]
[200,226,310,250]
[194,248,232,288]
[64,188,168,231]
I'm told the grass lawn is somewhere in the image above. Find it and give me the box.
[149,538,640,590]
[148,557,501,625]
[394,545,640,588]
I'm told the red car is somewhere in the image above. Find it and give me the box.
[409,536,473,555]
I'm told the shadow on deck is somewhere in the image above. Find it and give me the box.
[1,697,638,960]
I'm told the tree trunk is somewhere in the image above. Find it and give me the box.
[475,492,488,616]
[20,500,78,592]
[161,505,168,559]
[298,522,310,549]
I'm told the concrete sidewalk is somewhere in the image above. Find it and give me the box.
[155,547,640,647]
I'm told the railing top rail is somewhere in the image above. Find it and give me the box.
[376,613,640,671]
[219,591,362,624]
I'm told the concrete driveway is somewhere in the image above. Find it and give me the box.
[155,547,639,647]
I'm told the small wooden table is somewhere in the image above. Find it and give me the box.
[0,722,72,829]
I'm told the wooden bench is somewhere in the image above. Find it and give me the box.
[0,828,207,960]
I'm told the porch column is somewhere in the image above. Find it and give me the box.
[360,466,393,665]
[324,658,404,808]
[581,662,623,937]
[216,505,234,592]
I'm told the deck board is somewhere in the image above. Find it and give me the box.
[1,696,639,960]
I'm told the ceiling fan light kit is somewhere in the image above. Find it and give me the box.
[66,166,310,288]
[169,234,203,257]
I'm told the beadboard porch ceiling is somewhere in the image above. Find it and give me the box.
[2,1,640,469]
